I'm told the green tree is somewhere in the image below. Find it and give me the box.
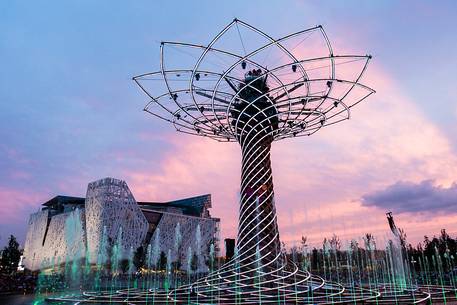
[120,259,130,274]
[191,253,198,273]
[364,233,376,251]
[300,236,308,250]
[299,236,309,270]
[171,261,182,272]
[1,235,22,274]
[158,251,167,270]
[329,234,342,251]
[421,229,457,273]
[133,246,145,271]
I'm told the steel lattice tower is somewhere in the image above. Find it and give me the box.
[132,18,377,303]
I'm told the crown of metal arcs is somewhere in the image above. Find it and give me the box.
[133,18,375,142]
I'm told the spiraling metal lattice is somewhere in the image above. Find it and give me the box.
[134,18,374,303]
[135,18,376,303]
[47,284,457,304]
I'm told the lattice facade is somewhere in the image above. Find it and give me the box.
[23,208,86,271]
[85,178,149,263]
[150,211,219,271]
[22,177,219,271]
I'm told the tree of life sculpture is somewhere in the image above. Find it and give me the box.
[132,18,376,304]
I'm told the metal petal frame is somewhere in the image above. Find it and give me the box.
[135,18,378,304]
[133,19,375,143]
[134,18,381,304]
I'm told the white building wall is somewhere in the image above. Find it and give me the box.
[149,212,219,272]
[85,177,149,263]
[23,209,86,271]
[45,208,86,266]
[23,210,49,271]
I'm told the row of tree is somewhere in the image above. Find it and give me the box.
[283,229,457,274]
[2,228,456,275]
[132,246,200,273]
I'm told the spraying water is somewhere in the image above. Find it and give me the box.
[64,208,85,287]
[152,228,160,269]
[209,243,215,271]
[386,212,407,287]
[174,222,182,263]
[195,224,201,272]
[186,246,192,275]
[110,226,123,285]
[146,243,152,270]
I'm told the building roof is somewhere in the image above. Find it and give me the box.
[41,194,212,218]
[42,195,85,207]
[138,194,211,217]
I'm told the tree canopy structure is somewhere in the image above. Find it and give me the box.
[132,18,377,304]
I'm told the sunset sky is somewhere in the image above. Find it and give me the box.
[1,0,456,250]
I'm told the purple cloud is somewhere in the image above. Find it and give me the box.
[361,180,457,214]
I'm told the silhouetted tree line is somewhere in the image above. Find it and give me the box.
[131,247,203,274]
[406,229,457,273]
[284,229,457,285]
[287,234,385,272]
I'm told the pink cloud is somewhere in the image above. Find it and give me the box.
[0,187,46,223]
[122,136,242,240]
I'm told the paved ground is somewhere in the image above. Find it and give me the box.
[0,294,37,305]
[1,293,457,305]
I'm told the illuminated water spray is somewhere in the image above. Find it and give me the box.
[43,19,457,305]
